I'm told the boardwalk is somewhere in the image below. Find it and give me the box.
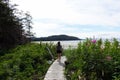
[44,56,67,80]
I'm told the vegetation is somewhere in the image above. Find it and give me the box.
[31,35,81,41]
[0,1,57,80]
[65,38,120,80]
[0,43,56,80]
[0,0,33,50]
[1,1,120,80]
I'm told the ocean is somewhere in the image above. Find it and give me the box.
[33,40,82,49]
[32,38,120,49]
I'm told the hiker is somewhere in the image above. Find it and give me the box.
[56,41,62,61]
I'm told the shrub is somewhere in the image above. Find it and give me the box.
[65,38,120,80]
[0,43,56,80]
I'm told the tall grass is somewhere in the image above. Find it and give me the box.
[65,38,120,80]
[0,43,56,80]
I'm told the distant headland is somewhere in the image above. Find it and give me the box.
[31,35,82,41]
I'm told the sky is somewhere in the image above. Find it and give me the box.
[10,0,120,39]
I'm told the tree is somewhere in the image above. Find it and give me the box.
[0,0,33,50]
[22,12,33,41]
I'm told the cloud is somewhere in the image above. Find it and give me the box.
[10,0,120,38]
[66,0,120,26]
[32,20,120,39]
[11,0,120,26]
[32,22,80,37]
[32,23,61,37]
[75,32,120,39]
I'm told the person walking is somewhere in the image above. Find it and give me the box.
[56,41,62,61]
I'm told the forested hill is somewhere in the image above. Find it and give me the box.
[32,35,81,41]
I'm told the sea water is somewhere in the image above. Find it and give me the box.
[33,38,120,49]
[33,40,82,49]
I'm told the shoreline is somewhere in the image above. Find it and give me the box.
[32,40,82,49]
[32,39,120,49]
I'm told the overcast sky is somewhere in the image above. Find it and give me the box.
[10,0,120,39]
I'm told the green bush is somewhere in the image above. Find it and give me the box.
[0,43,56,80]
[65,38,120,80]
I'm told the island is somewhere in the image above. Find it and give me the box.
[31,35,81,41]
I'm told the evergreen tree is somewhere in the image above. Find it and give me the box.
[0,0,33,50]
